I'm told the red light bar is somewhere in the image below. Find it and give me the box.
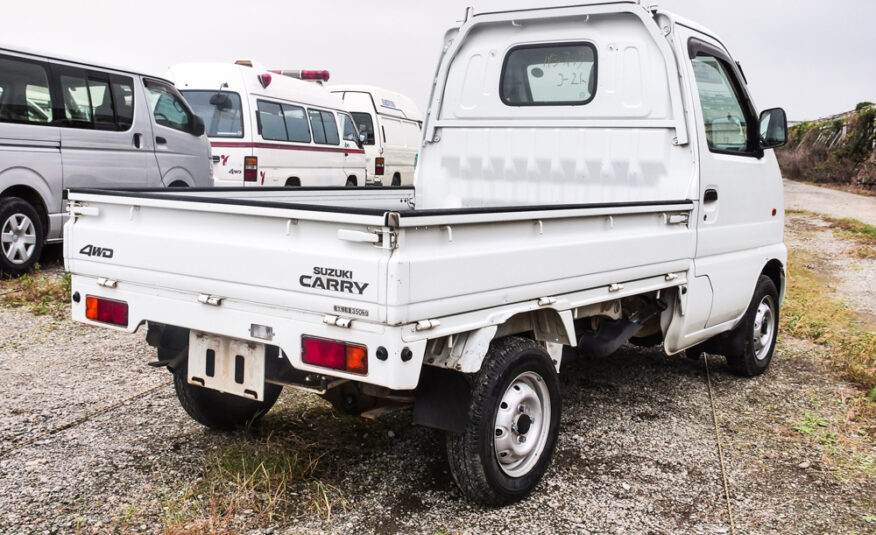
[301,336,367,375]
[85,296,128,327]
[268,69,330,82]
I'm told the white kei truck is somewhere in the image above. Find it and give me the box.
[64,2,788,505]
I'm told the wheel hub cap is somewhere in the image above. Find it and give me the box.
[493,371,551,477]
[1,213,37,265]
[752,295,776,361]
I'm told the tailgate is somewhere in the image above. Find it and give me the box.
[64,190,394,323]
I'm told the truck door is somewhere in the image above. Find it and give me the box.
[682,32,784,328]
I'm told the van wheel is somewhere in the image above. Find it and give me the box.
[725,275,779,376]
[346,176,358,187]
[285,177,301,187]
[0,198,43,275]
[446,336,561,506]
[168,181,188,188]
[392,174,401,187]
[172,360,282,430]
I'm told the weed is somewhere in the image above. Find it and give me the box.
[0,271,71,318]
[793,413,829,434]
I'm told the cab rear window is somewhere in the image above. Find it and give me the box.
[500,42,597,106]
[182,90,244,138]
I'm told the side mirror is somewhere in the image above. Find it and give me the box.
[759,108,787,149]
[357,133,366,149]
[209,93,230,108]
[191,115,206,137]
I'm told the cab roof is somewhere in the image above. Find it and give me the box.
[330,84,423,122]
[0,42,170,83]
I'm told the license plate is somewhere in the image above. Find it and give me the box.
[188,331,266,401]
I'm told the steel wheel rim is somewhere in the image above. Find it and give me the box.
[752,295,776,361]
[1,213,37,265]
[493,370,551,477]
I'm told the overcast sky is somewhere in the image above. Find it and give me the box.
[2,0,873,120]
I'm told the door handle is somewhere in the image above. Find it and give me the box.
[156,136,167,145]
[133,133,142,148]
[704,188,718,203]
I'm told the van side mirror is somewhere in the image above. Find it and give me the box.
[357,133,366,149]
[209,93,230,108]
[759,108,787,149]
[191,115,206,137]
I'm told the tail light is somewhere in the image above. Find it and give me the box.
[244,156,258,182]
[301,336,368,375]
[85,296,128,327]
[375,157,385,176]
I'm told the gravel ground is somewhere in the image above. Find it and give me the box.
[1,183,874,535]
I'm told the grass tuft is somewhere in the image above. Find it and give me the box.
[0,270,71,317]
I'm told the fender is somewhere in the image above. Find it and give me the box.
[160,166,195,187]
[0,167,59,214]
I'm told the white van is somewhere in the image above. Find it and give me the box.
[331,85,422,186]
[171,62,367,188]
[0,45,211,274]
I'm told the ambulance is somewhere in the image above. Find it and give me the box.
[170,61,367,187]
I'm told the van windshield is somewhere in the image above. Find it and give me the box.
[181,90,244,138]
[351,112,375,145]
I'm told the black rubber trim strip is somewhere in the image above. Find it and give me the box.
[395,199,693,218]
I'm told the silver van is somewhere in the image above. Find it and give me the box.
[0,46,212,274]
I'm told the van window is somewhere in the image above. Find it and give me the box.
[338,113,359,143]
[144,80,193,133]
[88,79,115,129]
[60,74,93,123]
[182,90,243,138]
[257,100,287,141]
[691,54,750,153]
[111,76,134,130]
[0,56,53,125]
[501,43,597,106]
[281,104,311,143]
[308,109,339,145]
[351,112,375,145]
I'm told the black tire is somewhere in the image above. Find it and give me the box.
[285,177,301,187]
[391,173,401,187]
[446,336,561,506]
[725,275,779,376]
[0,197,44,276]
[172,360,282,430]
[168,181,189,188]
[346,176,357,187]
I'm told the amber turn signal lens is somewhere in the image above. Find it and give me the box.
[345,344,368,374]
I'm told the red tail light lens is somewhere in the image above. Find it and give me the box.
[244,156,258,182]
[85,296,128,327]
[301,336,368,375]
[375,157,385,176]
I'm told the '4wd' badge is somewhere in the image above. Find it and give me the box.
[79,244,113,258]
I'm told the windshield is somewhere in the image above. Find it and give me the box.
[351,112,375,145]
[181,90,244,138]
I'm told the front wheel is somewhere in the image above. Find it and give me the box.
[446,336,561,506]
[0,198,43,275]
[725,275,779,376]
[173,361,282,430]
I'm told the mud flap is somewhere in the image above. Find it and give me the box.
[413,366,472,433]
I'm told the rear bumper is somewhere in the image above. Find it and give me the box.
[70,274,427,390]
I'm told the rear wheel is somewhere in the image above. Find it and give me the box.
[0,198,43,275]
[391,173,401,187]
[446,336,561,506]
[173,360,282,430]
[725,275,779,376]
[285,177,301,187]
[346,176,357,187]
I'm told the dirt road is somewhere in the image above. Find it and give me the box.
[0,181,873,535]
[783,179,876,226]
